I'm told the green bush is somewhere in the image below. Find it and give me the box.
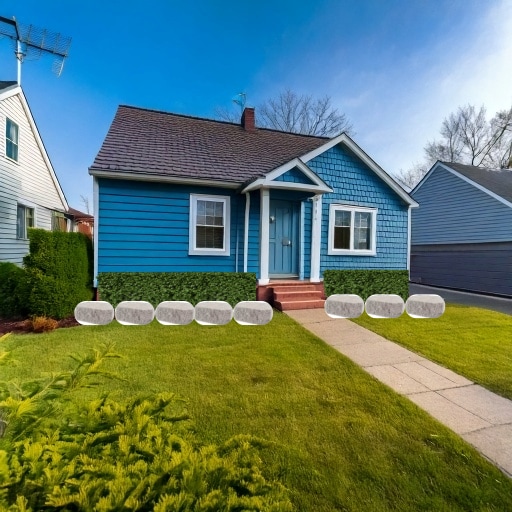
[98,272,257,307]
[0,262,25,318]
[18,229,94,319]
[323,269,410,300]
[0,345,292,511]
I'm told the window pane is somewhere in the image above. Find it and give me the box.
[17,205,25,239]
[6,119,19,162]
[335,210,350,226]
[334,226,350,249]
[196,226,224,249]
[26,208,34,228]
[354,212,371,250]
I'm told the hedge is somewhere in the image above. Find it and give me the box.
[323,269,410,301]
[98,272,257,307]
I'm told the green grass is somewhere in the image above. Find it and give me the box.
[351,304,512,400]
[2,311,512,511]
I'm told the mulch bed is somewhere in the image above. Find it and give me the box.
[0,316,81,336]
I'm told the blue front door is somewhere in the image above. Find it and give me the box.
[269,200,299,276]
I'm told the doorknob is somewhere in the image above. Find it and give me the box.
[282,237,292,246]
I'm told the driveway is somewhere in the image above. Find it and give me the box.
[409,284,512,316]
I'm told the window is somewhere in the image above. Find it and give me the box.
[52,211,68,232]
[189,194,230,256]
[17,204,34,239]
[6,118,19,162]
[328,204,377,255]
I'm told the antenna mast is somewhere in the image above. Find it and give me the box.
[0,15,71,85]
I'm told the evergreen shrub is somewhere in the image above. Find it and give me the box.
[98,271,257,307]
[323,269,410,301]
[0,262,25,318]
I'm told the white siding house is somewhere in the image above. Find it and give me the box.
[0,81,69,265]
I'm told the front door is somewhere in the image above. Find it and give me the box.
[269,200,299,276]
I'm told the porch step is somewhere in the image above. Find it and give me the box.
[273,290,324,301]
[267,281,326,311]
[273,299,326,311]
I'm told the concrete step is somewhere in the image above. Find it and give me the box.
[274,299,326,311]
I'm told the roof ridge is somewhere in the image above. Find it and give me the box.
[118,104,330,141]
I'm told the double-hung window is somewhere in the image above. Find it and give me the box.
[17,204,34,239]
[328,204,377,255]
[189,194,230,256]
[6,118,19,162]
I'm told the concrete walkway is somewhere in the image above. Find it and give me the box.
[285,308,512,478]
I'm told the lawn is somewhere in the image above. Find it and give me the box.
[2,311,512,511]
[351,304,512,400]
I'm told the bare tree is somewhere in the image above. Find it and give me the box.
[398,104,512,189]
[216,89,353,137]
[80,195,90,214]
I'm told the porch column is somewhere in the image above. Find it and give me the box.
[259,188,270,284]
[310,194,322,282]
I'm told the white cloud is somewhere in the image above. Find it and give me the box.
[333,0,512,177]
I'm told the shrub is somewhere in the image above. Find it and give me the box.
[0,344,292,511]
[99,271,257,307]
[0,262,25,318]
[30,316,59,333]
[323,269,410,300]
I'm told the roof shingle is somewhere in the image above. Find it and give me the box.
[90,105,330,185]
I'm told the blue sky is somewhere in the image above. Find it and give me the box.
[1,0,511,211]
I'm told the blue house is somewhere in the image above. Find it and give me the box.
[89,106,417,309]
[410,161,512,297]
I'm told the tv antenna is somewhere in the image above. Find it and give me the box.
[0,15,71,85]
[232,92,246,115]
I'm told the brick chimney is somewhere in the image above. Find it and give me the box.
[241,107,255,131]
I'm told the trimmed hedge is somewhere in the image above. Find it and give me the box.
[98,272,257,307]
[1,229,95,320]
[0,262,25,318]
[323,269,410,301]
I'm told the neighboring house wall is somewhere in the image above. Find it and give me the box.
[308,145,409,276]
[411,165,512,244]
[0,88,68,265]
[411,164,512,296]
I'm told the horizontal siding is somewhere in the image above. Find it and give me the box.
[0,94,65,211]
[98,178,248,274]
[410,242,512,296]
[411,166,512,244]
[308,145,409,274]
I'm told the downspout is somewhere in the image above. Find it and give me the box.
[244,192,250,272]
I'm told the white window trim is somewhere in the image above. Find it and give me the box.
[189,193,231,256]
[328,204,377,256]
[5,117,19,163]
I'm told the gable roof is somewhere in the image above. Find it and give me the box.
[89,105,330,185]
[0,81,17,92]
[413,161,512,207]
[68,207,93,221]
[0,83,69,210]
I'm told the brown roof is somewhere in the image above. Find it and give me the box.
[90,105,330,185]
[68,207,93,220]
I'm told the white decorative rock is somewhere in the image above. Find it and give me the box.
[74,301,114,326]
[406,294,445,319]
[194,301,233,325]
[155,301,195,325]
[324,294,364,319]
[233,301,273,325]
[365,294,405,319]
[115,301,155,325]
